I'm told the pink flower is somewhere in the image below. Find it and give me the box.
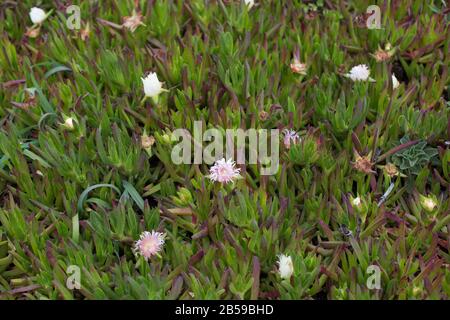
[122,10,145,33]
[283,129,300,149]
[133,230,165,260]
[289,59,307,75]
[209,158,241,184]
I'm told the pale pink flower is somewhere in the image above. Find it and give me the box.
[283,129,300,149]
[122,10,145,33]
[209,158,241,184]
[133,230,165,260]
[290,59,307,75]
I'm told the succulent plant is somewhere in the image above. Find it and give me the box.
[0,0,448,302]
[391,136,438,175]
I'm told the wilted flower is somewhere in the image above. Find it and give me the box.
[373,50,390,62]
[244,0,255,9]
[142,72,166,99]
[122,10,145,33]
[133,230,166,260]
[379,162,405,178]
[283,129,300,149]
[305,9,318,20]
[141,134,155,149]
[29,7,47,25]
[209,158,241,184]
[277,254,294,280]
[392,74,400,89]
[353,151,375,174]
[259,110,269,121]
[372,43,395,62]
[25,27,41,38]
[290,59,307,75]
[80,23,90,41]
[419,194,437,212]
[345,64,375,82]
[384,162,399,176]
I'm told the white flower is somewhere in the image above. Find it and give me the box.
[352,196,361,207]
[345,64,375,82]
[63,117,75,130]
[283,129,300,149]
[392,74,400,89]
[133,230,166,260]
[277,254,294,280]
[422,198,436,211]
[244,0,255,9]
[419,195,437,212]
[142,72,166,98]
[209,158,241,184]
[29,7,47,25]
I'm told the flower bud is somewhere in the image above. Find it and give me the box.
[419,194,437,212]
[29,7,47,25]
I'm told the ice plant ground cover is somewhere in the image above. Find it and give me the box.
[0,0,449,300]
